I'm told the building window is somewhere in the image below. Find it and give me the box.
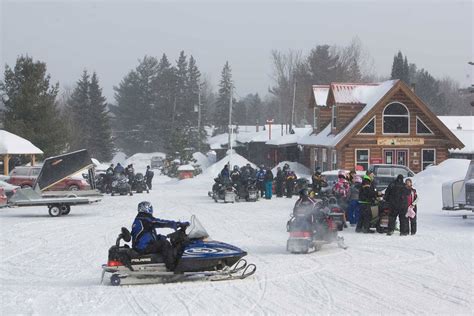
[422,149,435,170]
[322,148,328,171]
[313,107,317,130]
[416,116,433,135]
[359,116,375,134]
[332,106,337,130]
[355,149,370,171]
[332,150,337,170]
[383,102,409,134]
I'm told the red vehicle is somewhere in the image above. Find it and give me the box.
[7,166,89,191]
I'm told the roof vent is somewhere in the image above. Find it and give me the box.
[457,123,462,130]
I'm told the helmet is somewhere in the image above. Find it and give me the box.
[363,175,372,182]
[137,201,153,214]
[233,165,239,171]
[299,188,308,197]
[338,170,346,177]
[354,175,362,183]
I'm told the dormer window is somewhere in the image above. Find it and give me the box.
[416,116,433,135]
[359,116,375,134]
[383,102,409,134]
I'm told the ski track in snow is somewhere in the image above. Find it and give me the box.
[1,167,473,315]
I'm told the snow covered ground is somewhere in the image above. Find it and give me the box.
[0,159,473,315]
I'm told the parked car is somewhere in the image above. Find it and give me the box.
[150,156,164,170]
[369,164,415,190]
[0,180,19,199]
[7,166,90,191]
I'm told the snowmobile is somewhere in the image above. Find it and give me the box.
[111,174,133,196]
[132,173,149,194]
[241,178,258,202]
[327,196,346,231]
[208,178,238,203]
[286,199,347,254]
[101,215,256,285]
[373,199,390,233]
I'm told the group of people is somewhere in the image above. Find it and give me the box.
[309,168,418,236]
[219,163,299,200]
[104,163,155,192]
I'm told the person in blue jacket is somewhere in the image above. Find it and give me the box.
[256,165,266,197]
[131,201,189,270]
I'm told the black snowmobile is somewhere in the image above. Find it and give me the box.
[132,173,149,194]
[101,215,256,285]
[208,177,238,203]
[286,198,347,254]
[327,196,346,231]
[111,174,132,196]
[243,178,258,202]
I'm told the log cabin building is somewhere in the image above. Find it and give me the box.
[299,79,464,173]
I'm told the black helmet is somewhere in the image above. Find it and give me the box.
[137,201,153,214]
[299,188,308,197]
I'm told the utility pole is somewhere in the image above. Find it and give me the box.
[228,86,233,163]
[290,78,297,133]
[197,85,202,152]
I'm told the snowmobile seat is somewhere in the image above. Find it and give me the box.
[128,249,164,264]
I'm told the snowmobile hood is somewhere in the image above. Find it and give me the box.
[181,239,247,260]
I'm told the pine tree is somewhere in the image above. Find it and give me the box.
[214,61,234,134]
[88,72,114,161]
[175,51,188,121]
[391,51,410,84]
[0,55,66,157]
[67,70,90,151]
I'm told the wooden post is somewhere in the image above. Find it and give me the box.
[3,154,9,175]
[31,154,36,166]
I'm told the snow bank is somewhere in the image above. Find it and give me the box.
[192,152,212,170]
[412,158,471,213]
[271,161,311,179]
[202,152,256,178]
[111,151,127,165]
[125,152,166,172]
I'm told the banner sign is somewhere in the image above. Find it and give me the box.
[377,138,424,146]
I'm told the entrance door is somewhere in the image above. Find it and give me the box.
[384,149,408,166]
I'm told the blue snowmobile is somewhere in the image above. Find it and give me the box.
[101,215,256,285]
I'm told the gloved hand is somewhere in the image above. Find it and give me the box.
[178,222,190,229]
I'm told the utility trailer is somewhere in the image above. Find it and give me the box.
[442,160,474,214]
[3,149,101,217]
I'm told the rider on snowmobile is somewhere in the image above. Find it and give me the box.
[131,201,189,270]
[293,189,318,216]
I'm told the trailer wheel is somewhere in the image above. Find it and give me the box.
[61,205,71,215]
[48,205,62,217]
[110,274,121,286]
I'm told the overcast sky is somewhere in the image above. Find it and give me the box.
[1,0,472,102]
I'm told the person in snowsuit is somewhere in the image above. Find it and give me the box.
[264,167,274,199]
[405,178,419,235]
[285,170,297,198]
[220,164,230,183]
[311,168,328,197]
[230,165,242,196]
[275,167,285,197]
[293,189,318,215]
[105,164,114,193]
[131,201,189,271]
[384,174,410,236]
[256,165,266,198]
[127,164,135,186]
[348,174,362,226]
[332,170,351,224]
[357,175,377,233]
[145,165,154,190]
[114,163,125,175]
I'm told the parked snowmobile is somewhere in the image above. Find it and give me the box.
[101,215,256,285]
[327,196,345,231]
[374,199,390,233]
[111,174,132,196]
[132,173,149,194]
[286,199,347,254]
[242,178,258,202]
[208,178,238,203]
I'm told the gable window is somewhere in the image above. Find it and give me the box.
[332,150,337,170]
[383,102,409,134]
[332,106,337,129]
[416,116,433,135]
[359,116,375,134]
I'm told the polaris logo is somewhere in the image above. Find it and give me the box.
[131,258,152,263]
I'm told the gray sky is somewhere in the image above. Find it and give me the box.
[1,0,472,102]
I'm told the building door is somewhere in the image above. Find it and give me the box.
[384,149,408,166]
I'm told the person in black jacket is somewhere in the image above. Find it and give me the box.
[275,167,284,197]
[264,167,274,199]
[384,174,410,236]
[357,175,377,233]
[145,166,154,190]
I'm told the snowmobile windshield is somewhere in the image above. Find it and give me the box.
[186,215,210,239]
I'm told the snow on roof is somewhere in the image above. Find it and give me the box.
[266,127,312,146]
[202,152,256,178]
[271,161,311,178]
[438,116,474,131]
[331,82,380,104]
[446,129,474,154]
[0,130,43,155]
[312,85,330,106]
[178,164,195,171]
[299,80,398,147]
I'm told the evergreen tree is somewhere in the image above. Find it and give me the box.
[413,69,447,114]
[88,72,114,161]
[175,51,188,121]
[391,51,410,83]
[307,45,339,84]
[66,70,90,151]
[0,55,66,157]
[213,61,234,134]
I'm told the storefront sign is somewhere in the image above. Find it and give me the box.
[370,158,383,164]
[377,138,424,146]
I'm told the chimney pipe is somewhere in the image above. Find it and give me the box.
[410,83,416,93]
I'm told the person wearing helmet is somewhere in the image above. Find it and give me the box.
[348,174,362,226]
[384,174,410,236]
[275,167,285,197]
[311,167,327,197]
[131,201,189,270]
[357,176,376,233]
[293,188,317,215]
[230,165,242,195]
[256,165,266,198]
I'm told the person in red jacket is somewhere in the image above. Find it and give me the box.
[405,179,419,235]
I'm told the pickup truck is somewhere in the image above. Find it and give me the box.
[370,164,415,190]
